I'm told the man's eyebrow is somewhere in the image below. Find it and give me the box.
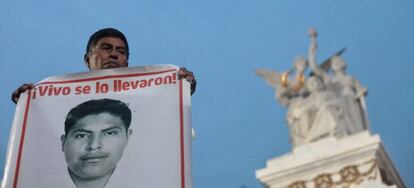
[70,129,92,134]
[98,42,113,47]
[98,42,125,49]
[102,125,123,132]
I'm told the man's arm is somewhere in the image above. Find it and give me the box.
[11,83,35,104]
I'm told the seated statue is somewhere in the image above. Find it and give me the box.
[298,76,351,144]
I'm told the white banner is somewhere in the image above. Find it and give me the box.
[2,65,192,188]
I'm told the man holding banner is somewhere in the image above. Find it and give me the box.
[4,28,195,188]
[11,28,196,103]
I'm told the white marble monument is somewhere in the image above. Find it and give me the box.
[255,28,405,188]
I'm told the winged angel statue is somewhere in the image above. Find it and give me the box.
[256,28,370,148]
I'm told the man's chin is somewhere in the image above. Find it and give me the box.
[103,61,129,69]
[70,166,115,181]
[103,64,120,69]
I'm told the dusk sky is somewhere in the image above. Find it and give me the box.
[1,1,413,187]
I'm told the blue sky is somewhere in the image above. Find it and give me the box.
[1,1,413,187]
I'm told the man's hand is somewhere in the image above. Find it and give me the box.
[178,67,196,95]
[11,83,35,104]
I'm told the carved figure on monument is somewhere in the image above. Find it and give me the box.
[256,57,309,146]
[308,28,370,135]
[299,76,350,143]
[256,28,370,148]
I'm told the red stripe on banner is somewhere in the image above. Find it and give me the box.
[179,79,186,188]
[36,68,176,85]
[13,90,32,188]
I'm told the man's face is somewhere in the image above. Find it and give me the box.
[85,37,129,70]
[61,113,132,180]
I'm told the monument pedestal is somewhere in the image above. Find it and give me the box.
[256,131,404,188]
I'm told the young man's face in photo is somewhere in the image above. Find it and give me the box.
[61,112,131,180]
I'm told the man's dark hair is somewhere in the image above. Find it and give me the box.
[64,98,131,135]
[85,28,129,59]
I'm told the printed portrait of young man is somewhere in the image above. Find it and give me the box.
[61,98,132,188]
